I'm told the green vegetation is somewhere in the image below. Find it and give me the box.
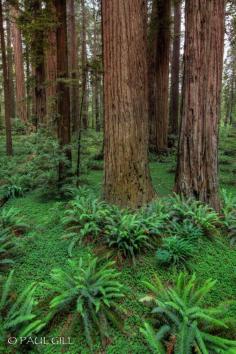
[0,127,236,353]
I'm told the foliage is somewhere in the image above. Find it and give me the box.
[168,194,221,236]
[0,207,29,234]
[155,236,195,266]
[166,219,204,241]
[221,189,236,246]
[0,229,17,271]
[0,271,44,346]
[140,272,236,353]
[62,192,111,256]
[46,257,125,347]
[104,210,159,263]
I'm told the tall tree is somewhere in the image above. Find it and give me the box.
[55,0,72,185]
[0,0,13,155]
[169,0,181,136]
[67,0,80,133]
[30,0,46,128]
[175,0,225,210]
[148,0,171,153]
[45,1,57,126]
[6,7,16,120]
[10,4,27,123]
[102,0,154,208]
[80,0,89,130]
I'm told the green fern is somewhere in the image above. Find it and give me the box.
[0,271,45,342]
[0,229,17,271]
[140,272,236,354]
[46,256,125,347]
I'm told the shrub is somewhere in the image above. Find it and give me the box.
[0,229,17,271]
[221,189,236,246]
[62,194,111,256]
[140,272,236,353]
[0,207,29,234]
[46,257,125,347]
[168,194,221,236]
[0,271,44,346]
[167,219,204,241]
[155,236,195,266]
[104,211,158,263]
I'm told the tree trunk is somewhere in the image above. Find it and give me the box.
[81,0,88,130]
[31,0,46,128]
[10,5,27,123]
[175,0,225,211]
[102,0,155,208]
[6,8,16,120]
[55,0,72,186]
[0,0,13,155]
[45,1,57,126]
[67,0,80,133]
[169,0,181,136]
[148,0,171,153]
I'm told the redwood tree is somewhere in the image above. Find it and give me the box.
[148,0,171,153]
[102,0,154,208]
[10,4,27,123]
[169,0,181,136]
[0,0,13,155]
[175,0,225,210]
[55,0,72,185]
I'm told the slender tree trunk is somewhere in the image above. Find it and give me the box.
[102,0,155,208]
[0,0,13,155]
[81,0,88,129]
[31,0,46,128]
[67,0,80,133]
[10,5,27,123]
[45,1,57,126]
[169,0,181,136]
[175,0,225,211]
[6,9,16,120]
[148,0,171,153]
[92,1,100,132]
[55,0,72,186]
[25,44,31,122]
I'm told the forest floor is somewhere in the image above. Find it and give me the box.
[1,126,236,354]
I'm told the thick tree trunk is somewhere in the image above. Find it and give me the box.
[0,0,13,155]
[169,0,181,136]
[175,0,225,211]
[102,0,155,208]
[67,0,80,133]
[148,0,171,153]
[10,5,27,123]
[55,0,72,185]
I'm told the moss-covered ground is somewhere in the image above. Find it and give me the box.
[1,127,236,354]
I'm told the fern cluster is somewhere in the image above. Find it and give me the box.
[46,256,125,347]
[140,272,236,353]
[221,189,236,246]
[0,271,44,348]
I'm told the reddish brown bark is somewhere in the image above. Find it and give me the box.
[45,1,57,125]
[10,5,27,123]
[67,0,80,133]
[31,0,46,128]
[81,0,88,130]
[6,9,16,120]
[55,0,72,184]
[102,0,155,208]
[0,0,13,155]
[148,0,171,153]
[169,0,181,136]
[175,0,225,211]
